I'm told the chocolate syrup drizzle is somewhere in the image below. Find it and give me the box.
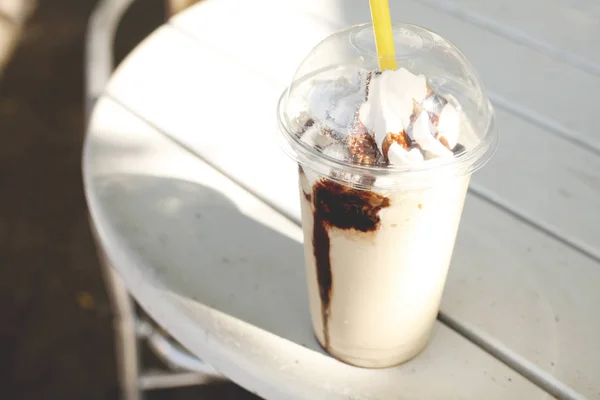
[309,175,390,348]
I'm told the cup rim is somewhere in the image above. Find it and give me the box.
[276,87,498,190]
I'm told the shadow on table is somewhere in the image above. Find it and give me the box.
[97,174,320,352]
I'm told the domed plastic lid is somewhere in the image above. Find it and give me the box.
[277,22,498,189]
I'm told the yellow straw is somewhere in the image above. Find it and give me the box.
[369,0,397,70]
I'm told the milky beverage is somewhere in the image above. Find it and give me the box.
[277,23,497,368]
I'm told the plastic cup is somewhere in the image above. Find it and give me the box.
[277,22,497,368]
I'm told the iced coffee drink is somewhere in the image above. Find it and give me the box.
[277,23,497,368]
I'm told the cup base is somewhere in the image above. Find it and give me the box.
[313,330,431,369]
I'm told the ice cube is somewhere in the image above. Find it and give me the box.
[322,143,351,162]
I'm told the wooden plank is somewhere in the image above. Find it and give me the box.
[413,0,600,75]
[106,26,301,221]
[85,97,549,399]
[474,108,600,261]
[169,0,335,89]
[451,194,600,400]
[104,13,600,398]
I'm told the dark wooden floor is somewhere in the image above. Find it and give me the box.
[0,1,259,398]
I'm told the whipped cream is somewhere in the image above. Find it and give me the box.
[359,69,428,148]
[359,68,459,165]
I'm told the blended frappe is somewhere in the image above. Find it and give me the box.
[299,168,469,367]
[277,23,497,368]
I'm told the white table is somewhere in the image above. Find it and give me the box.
[83,0,600,399]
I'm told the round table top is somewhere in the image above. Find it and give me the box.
[83,0,600,399]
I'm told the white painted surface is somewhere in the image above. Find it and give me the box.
[97,3,600,396]
[414,0,600,74]
[84,97,548,399]
[83,0,600,398]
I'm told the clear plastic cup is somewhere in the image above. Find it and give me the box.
[277,22,498,368]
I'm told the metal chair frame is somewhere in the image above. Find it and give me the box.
[84,1,221,398]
